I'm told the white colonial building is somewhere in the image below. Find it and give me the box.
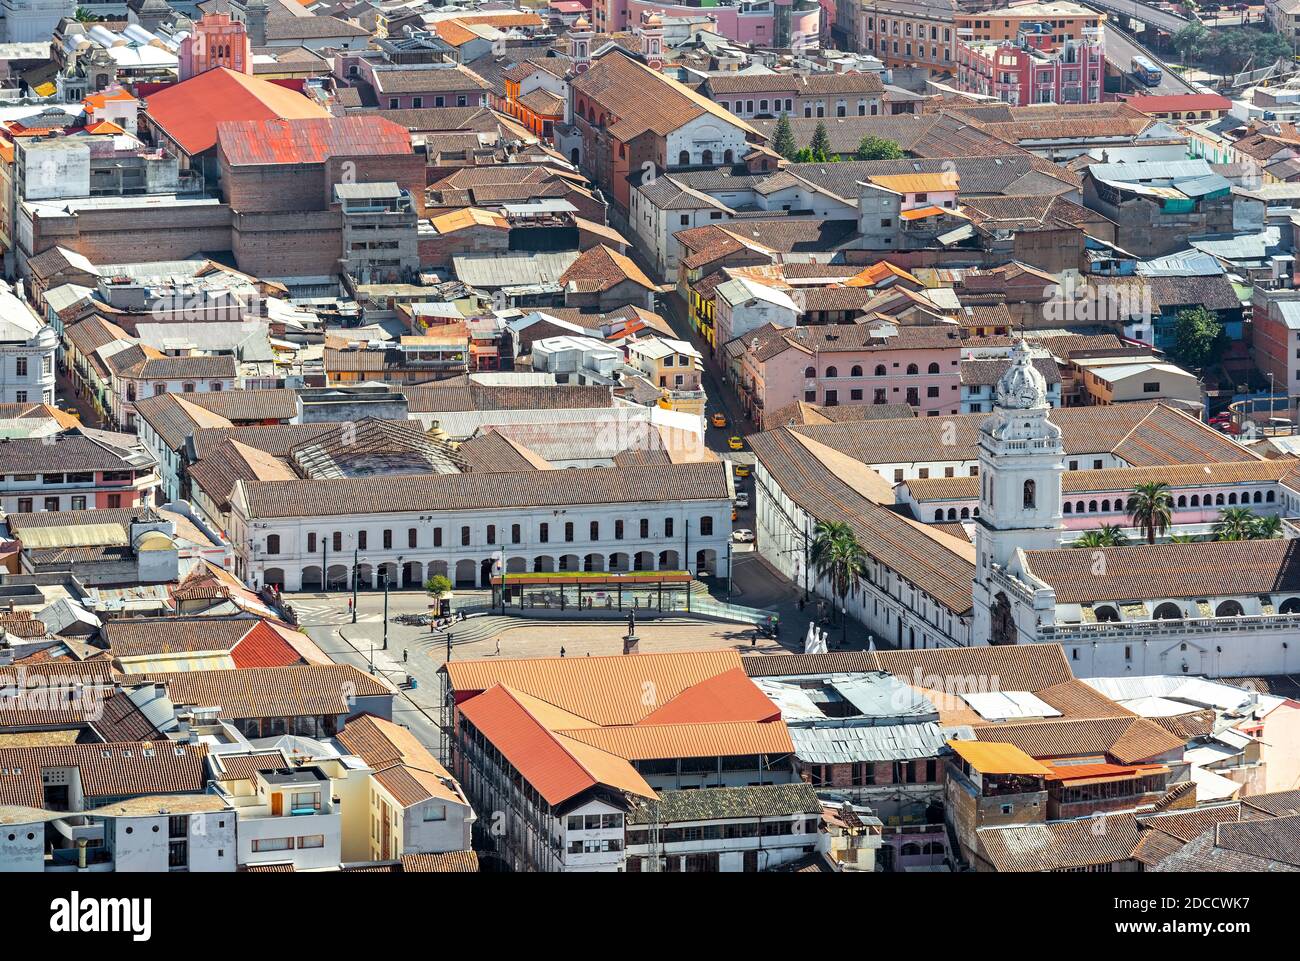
[228,462,734,591]
[971,342,1300,679]
[0,282,57,405]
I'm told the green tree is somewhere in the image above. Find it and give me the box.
[810,121,833,162]
[1252,514,1283,539]
[1172,305,1224,370]
[855,135,904,161]
[1213,506,1257,541]
[1171,22,1210,61]
[809,520,868,647]
[424,574,452,595]
[1169,533,1200,543]
[1126,481,1173,545]
[1073,525,1129,548]
[73,6,97,21]
[773,112,798,161]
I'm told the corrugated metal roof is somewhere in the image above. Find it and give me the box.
[217,116,412,167]
[948,739,1052,775]
[790,722,947,764]
[18,523,129,549]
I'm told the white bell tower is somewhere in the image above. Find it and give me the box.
[971,340,1064,644]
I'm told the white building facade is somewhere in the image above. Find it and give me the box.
[228,464,734,592]
[0,283,57,405]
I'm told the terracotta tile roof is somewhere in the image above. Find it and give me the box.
[1241,789,1300,818]
[788,403,1253,470]
[231,620,307,668]
[213,751,291,782]
[136,664,392,719]
[444,650,750,726]
[747,427,976,612]
[1023,539,1300,605]
[571,53,758,141]
[560,720,793,759]
[457,683,656,806]
[104,616,257,657]
[182,388,299,423]
[628,782,820,824]
[704,71,883,96]
[971,716,1185,764]
[336,714,465,807]
[401,382,614,414]
[639,667,783,724]
[0,741,207,808]
[399,850,479,872]
[133,393,235,451]
[558,244,657,293]
[977,813,1141,871]
[1137,803,1248,842]
[237,461,730,519]
[145,67,330,156]
[0,431,141,474]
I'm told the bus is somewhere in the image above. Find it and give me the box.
[1131,55,1163,87]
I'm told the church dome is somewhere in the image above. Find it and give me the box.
[995,339,1048,410]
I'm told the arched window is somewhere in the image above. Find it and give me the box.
[804,366,816,379]
[1228,492,1238,505]
[851,365,863,377]
[947,508,957,520]
[906,363,919,375]
[960,507,969,519]
[1267,490,1277,503]
[934,510,944,522]
[1253,490,1263,503]
[1177,495,1186,507]
[265,535,280,555]
[1023,480,1036,510]
[1088,500,1097,513]
[1094,605,1121,623]
[927,362,940,374]
[701,149,713,165]
[1153,602,1183,620]
[1216,493,1225,505]
[678,150,690,165]
[1190,494,1200,507]
[1280,597,1300,615]
[1076,501,1084,513]
[1063,502,1073,514]
[1215,600,1245,617]
[1101,499,1110,512]
[723,149,733,163]
[875,364,887,376]
[825,365,838,378]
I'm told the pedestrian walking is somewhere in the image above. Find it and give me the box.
[560,646,566,658]
[402,649,408,663]
[495,638,501,657]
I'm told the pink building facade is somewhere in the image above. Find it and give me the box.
[179,14,252,82]
[736,324,966,424]
[956,36,1103,106]
[599,0,817,48]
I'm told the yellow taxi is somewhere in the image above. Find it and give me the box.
[728,435,744,451]
[711,412,727,429]
[732,508,738,521]
[734,464,751,479]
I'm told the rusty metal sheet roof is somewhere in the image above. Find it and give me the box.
[217,116,413,167]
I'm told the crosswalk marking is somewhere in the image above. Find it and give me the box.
[290,603,382,626]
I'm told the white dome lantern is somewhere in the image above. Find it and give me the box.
[994,339,1048,411]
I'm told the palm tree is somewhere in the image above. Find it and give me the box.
[809,520,868,648]
[1169,533,1199,543]
[1073,525,1129,548]
[1213,506,1257,541]
[1252,514,1283,539]
[1126,481,1173,545]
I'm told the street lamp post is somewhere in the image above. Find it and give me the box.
[383,576,390,651]
[352,547,359,623]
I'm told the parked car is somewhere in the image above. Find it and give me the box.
[732,529,756,543]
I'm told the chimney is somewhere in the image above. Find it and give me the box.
[622,609,639,655]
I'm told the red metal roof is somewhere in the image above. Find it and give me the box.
[230,620,306,669]
[144,68,329,157]
[638,667,783,725]
[1120,93,1231,114]
[217,116,413,167]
